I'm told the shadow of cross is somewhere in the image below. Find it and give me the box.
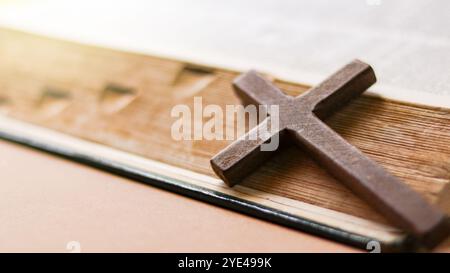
[210,60,448,248]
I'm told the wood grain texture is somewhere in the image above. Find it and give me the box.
[0,28,448,248]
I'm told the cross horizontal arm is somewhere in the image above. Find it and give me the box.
[299,60,376,119]
[211,118,284,186]
[289,116,449,247]
[233,70,289,107]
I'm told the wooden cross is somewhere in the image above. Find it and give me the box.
[211,60,448,247]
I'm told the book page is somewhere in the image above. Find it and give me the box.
[0,0,449,107]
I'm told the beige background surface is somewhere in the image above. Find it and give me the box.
[0,139,358,253]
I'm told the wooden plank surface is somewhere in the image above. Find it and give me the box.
[0,28,448,249]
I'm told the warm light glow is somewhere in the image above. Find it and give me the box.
[0,0,449,108]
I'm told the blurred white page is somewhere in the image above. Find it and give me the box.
[0,0,449,107]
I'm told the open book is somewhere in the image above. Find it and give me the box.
[0,28,448,251]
